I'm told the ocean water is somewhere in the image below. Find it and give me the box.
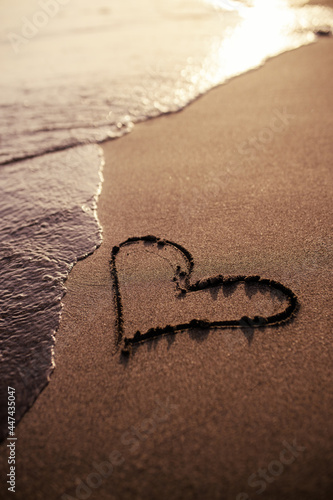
[0,0,332,437]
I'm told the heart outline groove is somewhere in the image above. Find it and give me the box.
[110,235,299,355]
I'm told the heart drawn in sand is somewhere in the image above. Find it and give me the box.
[110,236,299,355]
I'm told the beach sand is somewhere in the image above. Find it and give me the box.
[0,38,332,500]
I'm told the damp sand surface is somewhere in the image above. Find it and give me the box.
[3,0,333,435]
[0,39,332,500]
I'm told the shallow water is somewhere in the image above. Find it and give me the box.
[0,145,103,437]
[0,0,332,437]
[1,0,332,164]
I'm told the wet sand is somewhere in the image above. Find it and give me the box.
[0,38,332,500]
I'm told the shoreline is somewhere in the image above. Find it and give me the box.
[0,37,332,500]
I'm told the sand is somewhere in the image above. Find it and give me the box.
[0,37,332,500]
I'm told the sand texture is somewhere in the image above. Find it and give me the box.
[0,38,332,500]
